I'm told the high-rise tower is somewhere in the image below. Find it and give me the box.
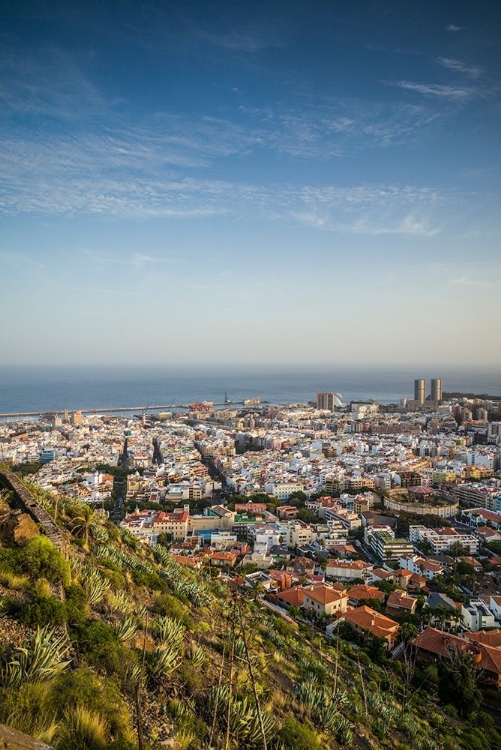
[317,392,335,411]
[414,379,426,405]
[431,378,442,403]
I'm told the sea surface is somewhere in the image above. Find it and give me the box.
[0,365,500,416]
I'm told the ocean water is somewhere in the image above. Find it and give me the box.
[0,365,500,415]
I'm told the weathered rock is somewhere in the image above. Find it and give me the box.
[0,723,53,749]
[132,629,156,652]
[0,509,39,547]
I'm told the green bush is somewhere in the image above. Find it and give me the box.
[64,585,88,626]
[20,537,70,585]
[154,593,192,626]
[53,668,133,741]
[0,547,21,570]
[73,621,139,679]
[130,568,167,591]
[20,595,67,627]
[278,718,323,749]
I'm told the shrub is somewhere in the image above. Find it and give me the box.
[278,718,323,750]
[55,704,108,750]
[64,585,88,627]
[0,547,21,572]
[74,621,139,679]
[34,578,52,598]
[0,569,30,590]
[53,668,133,741]
[130,568,166,591]
[20,537,70,585]
[20,595,67,628]
[154,593,192,626]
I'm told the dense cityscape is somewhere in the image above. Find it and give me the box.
[3,378,501,656]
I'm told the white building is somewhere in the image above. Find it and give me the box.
[461,600,497,631]
[409,526,479,555]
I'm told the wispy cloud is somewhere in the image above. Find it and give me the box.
[437,57,484,79]
[448,277,497,288]
[0,48,109,121]
[389,80,474,100]
[446,24,463,33]
[0,251,46,270]
[196,28,281,53]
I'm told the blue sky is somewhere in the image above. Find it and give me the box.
[1,0,500,366]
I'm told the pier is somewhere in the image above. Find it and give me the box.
[0,401,268,419]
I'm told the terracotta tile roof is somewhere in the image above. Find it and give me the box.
[372,568,394,580]
[348,585,385,602]
[394,568,413,578]
[412,627,501,676]
[277,586,304,607]
[464,630,501,649]
[209,551,237,562]
[303,584,347,605]
[386,590,417,612]
[344,606,399,639]
[326,559,370,570]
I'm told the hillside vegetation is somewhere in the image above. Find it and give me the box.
[0,478,499,750]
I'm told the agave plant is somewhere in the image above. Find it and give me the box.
[149,642,183,678]
[81,568,111,606]
[1,626,70,688]
[207,684,276,747]
[90,523,109,543]
[187,644,205,669]
[156,615,184,645]
[113,616,138,643]
[333,715,353,746]
[107,590,135,615]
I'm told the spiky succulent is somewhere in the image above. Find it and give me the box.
[1,626,70,688]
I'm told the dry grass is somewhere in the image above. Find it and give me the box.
[0,570,30,590]
[56,705,109,749]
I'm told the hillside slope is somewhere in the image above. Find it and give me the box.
[0,474,499,750]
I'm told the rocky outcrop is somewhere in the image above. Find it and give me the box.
[0,508,39,547]
[0,724,53,750]
[0,471,63,550]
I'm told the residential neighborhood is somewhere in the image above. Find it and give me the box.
[2,392,501,689]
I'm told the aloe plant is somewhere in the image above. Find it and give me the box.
[187,644,205,669]
[149,642,182,677]
[207,684,276,747]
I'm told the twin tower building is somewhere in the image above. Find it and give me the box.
[414,378,442,405]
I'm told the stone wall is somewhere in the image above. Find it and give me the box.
[0,471,64,550]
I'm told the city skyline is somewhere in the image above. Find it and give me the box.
[1,1,501,366]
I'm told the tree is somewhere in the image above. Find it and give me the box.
[449,542,469,559]
[438,654,481,717]
[400,622,418,643]
[70,504,95,550]
[297,508,318,524]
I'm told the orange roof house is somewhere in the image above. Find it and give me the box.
[386,590,417,616]
[209,551,237,568]
[302,583,348,617]
[412,627,501,686]
[276,586,305,608]
[464,629,501,649]
[343,606,400,646]
[348,585,385,606]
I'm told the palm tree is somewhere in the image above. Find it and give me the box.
[71,504,95,550]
